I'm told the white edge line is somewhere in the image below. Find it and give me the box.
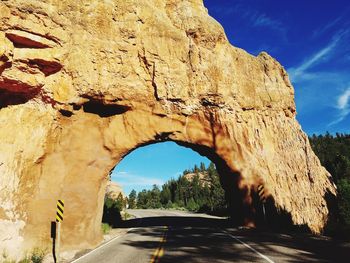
[70,227,136,263]
[225,231,275,263]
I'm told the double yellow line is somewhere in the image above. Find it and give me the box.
[150,226,168,263]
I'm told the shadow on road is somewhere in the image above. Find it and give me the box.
[126,226,260,263]
[228,228,350,263]
[117,216,350,263]
[120,216,229,228]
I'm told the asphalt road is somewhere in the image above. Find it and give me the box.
[71,209,350,263]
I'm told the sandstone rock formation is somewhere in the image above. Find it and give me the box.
[106,181,124,200]
[183,172,210,186]
[0,0,336,260]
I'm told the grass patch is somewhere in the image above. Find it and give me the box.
[20,248,46,263]
[2,247,46,263]
[123,212,134,220]
[101,223,111,234]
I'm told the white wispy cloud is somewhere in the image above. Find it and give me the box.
[312,7,350,38]
[245,11,288,43]
[312,16,343,38]
[289,29,350,83]
[252,13,284,32]
[213,4,286,34]
[338,88,350,109]
[287,29,350,129]
[288,34,343,82]
[329,88,350,126]
[112,172,163,187]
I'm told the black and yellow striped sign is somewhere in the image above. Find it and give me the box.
[257,185,266,203]
[56,200,64,222]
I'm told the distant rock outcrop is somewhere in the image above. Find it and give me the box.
[0,0,336,260]
[106,181,124,200]
[183,172,210,186]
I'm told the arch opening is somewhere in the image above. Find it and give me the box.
[102,140,255,230]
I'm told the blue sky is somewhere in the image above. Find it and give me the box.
[113,0,350,195]
[204,0,350,134]
[112,142,210,195]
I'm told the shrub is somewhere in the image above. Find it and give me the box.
[101,223,111,234]
[102,197,122,227]
[30,248,45,263]
[18,248,46,263]
[165,200,173,209]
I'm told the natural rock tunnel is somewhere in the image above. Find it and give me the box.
[0,0,336,259]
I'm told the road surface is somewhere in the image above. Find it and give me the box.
[71,209,350,263]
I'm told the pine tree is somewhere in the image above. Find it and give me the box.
[128,189,137,209]
[200,162,206,172]
[338,178,350,226]
[160,184,171,206]
[193,164,199,173]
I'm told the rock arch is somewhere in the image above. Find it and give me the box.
[0,0,336,259]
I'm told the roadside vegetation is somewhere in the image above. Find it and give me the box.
[101,194,124,229]
[2,247,46,263]
[309,133,350,237]
[101,192,133,232]
[101,223,112,234]
[129,162,227,215]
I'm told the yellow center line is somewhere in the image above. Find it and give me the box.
[150,226,168,263]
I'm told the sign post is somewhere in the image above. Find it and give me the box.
[55,200,64,263]
[257,185,266,223]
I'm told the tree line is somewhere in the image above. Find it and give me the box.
[128,162,227,215]
[309,133,350,233]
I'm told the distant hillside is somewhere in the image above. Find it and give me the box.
[133,162,227,214]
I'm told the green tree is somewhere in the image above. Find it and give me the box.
[160,184,171,206]
[200,162,206,172]
[102,196,122,227]
[206,162,226,212]
[191,174,201,202]
[309,133,350,183]
[186,198,199,211]
[137,189,149,209]
[193,164,199,173]
[116,193,125,209]
[338,178,350,226]
[149,185,162,208]
[309,133,350,233]
[128,189,137,209]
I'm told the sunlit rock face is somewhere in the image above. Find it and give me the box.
[106,181,124,200]
[0,0,336,259]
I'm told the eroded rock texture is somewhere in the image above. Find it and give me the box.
[0,0,336,259]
